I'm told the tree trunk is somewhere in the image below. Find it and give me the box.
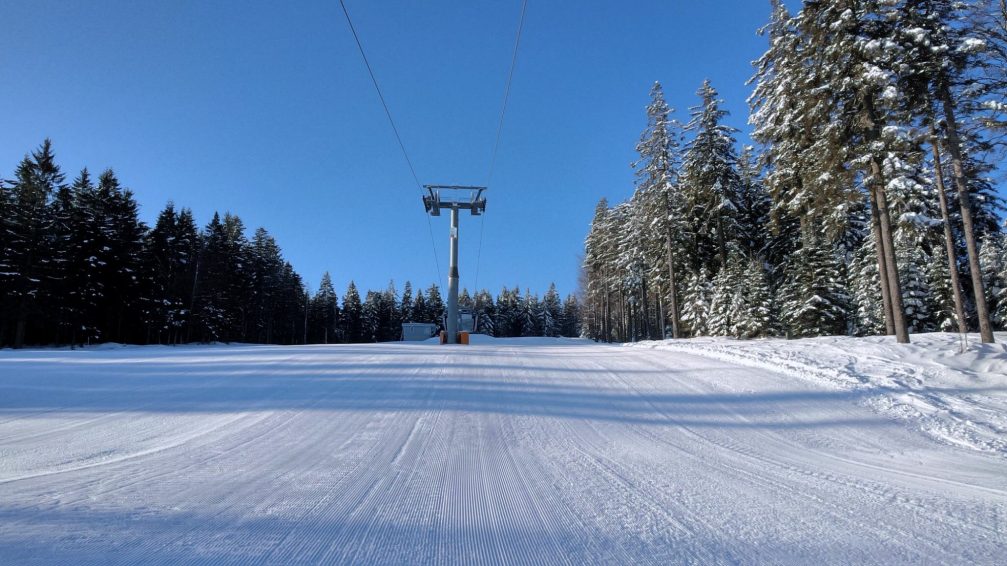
[14,299,27,349]
[603,273,611,343]
[930,124,969,336]
[640,271,650,340]
[658,295,666,339]
[863,96,909,343]
[869,161,910,343]
[868,194,896,335]
[665,193,682,339]
[939,83,995,343]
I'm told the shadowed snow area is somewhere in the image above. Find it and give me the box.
[1,336,1005,564]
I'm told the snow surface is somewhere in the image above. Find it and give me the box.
[1,336,1005,564]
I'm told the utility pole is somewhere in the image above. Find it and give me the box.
[423,185,487,344]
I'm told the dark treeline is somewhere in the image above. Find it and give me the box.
[0,140,581,348]
[583,0,1007,344]
[306,278,582,344]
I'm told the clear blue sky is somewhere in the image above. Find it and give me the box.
[3,0,873,298]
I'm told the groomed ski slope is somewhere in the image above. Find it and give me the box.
[1,336,1005,564]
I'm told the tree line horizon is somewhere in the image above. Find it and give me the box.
[0,140,581,348]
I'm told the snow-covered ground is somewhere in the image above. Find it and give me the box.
[1,336,1005,564]
[630,332,1007,456]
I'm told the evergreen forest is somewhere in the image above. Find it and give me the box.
[0,140,580,348]
[582,0,1007,344]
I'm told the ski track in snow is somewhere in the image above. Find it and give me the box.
[0,338,1005,564]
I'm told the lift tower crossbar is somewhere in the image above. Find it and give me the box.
[422,185,487,344]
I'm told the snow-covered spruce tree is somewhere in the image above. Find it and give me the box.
[681,80,742,276]
[754,0,924,342]
[561,294,581,337]
[341,281,364,343]
[849,232,886,336]
[973,0,1007,132]
[381,281,401,342]
[978,234,1007,328]
[893,0,1001,342]
[361,290,383,343]
[887,150,943,333]
[146,202,201,344]
[48,169,95,346]
[733,258,777,339]
[520,289,541,337]
[633,81,687,338]
[925,247,958,332]
[680,268,713,337]
[615,202,651,341]
[68,168,147,344]
[0,177,13,344]
[495,287,521,337]
[540,283,562,337]
[781,237,849,338]
[247,227,289,344]
[474,289,496,336]
[898,245,936,333]
[750,1,861,251]
[735,146,770,260]
[582,198,613,341]
[5,140,64,347]
[425,284,445,326]
[193,212,251,342]
[708,249,745,336]
[309,272,339,344]
[399,281,414,324]
[459,288,473,310]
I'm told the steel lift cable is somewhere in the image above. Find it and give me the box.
[473,0,528,294]
[338,0,443,286]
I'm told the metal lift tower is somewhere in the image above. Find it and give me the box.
[423,185,487,344]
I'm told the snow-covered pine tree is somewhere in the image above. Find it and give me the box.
[926,247,958,332]
[898,245,935,333]
[147,201,195,344]
[48,169,94,346]
[310,272,339,344]
[247,227,287,344]
[849,233,886,336]
[583,198,615,341]
[521,289,541,337]
[193,212,252,342]
[400,281,414,323]
[978,234,1007,328]
[474,289,496,336]
[459,288,473,310]
[411,290,428,327]
[341,281,364,343]
[888,152,942,333]
[381,281,401,342]
[560,294,581,338]
[540,283,562,337]
[633,81,687,338]
[361,290,382,342]
[708,251,744,337]
[6,139,64,347]
[735,146,770,260]
[733,258,776,339]
[782,237,849,338]
[425,284,445,327]
[754,0,921,342]
[681,80,742,275]
[893,0,1001,342]
[680,268,713,337]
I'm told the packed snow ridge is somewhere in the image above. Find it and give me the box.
[630,332,1007,456]
[1,335,1005,564]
